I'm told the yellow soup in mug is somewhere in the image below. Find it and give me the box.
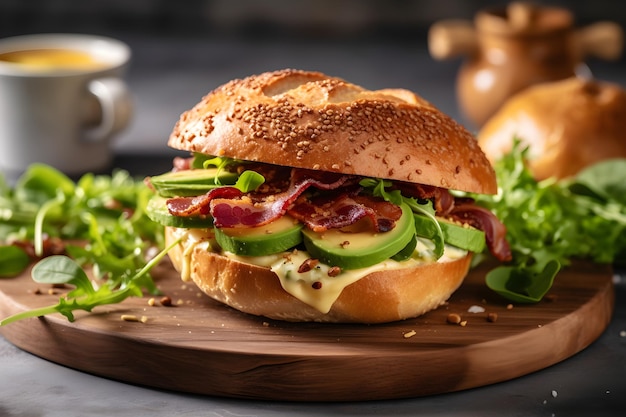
[0,48,107,71]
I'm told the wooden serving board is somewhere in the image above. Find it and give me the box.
[0,260,614,402]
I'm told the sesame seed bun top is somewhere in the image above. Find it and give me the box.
[168,69,497,194]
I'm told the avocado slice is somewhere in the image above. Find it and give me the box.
[391,235,418,262]
[413,214,485,253]
[149,168,238,197]
[214,215,303,256]
[146,195,214,228]
[302,203,415,270]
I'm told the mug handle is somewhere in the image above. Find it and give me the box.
[84,77,133,142]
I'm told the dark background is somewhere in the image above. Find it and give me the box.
[1,0,625,160]
[2,0,625,39]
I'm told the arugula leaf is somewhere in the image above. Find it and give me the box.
[14,163,75,204]
[0,164,164,305]
[409,205,445,259]
[0,238,179,326]
[359,178,403,205]
[234,170,265,193]
[190,152,212,169]
[33,189,66,257]
[200,155,244,185]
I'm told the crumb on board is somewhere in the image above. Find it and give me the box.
[467,305,485,314]
[447,313,462,325]
[120,314,148,323]
[403,330,417,339]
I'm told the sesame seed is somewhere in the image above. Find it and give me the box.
[169,70,496,194]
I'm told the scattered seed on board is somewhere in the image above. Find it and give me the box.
[121,314,148,323]
[447,313,462,325]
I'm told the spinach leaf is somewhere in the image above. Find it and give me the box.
[0,245,30,278]
[570,159,626,205]
[486,258,560,303]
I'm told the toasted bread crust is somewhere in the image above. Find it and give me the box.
[168,69,496,194]
[165,227,472,323]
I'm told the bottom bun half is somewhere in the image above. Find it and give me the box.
[165,227,473,323]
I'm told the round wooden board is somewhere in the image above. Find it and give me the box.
[0,260,614,402]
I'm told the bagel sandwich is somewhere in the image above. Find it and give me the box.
[145,69,511,323]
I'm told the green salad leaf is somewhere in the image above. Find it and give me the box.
[485,259,560,303]
[196,154,246,185]
[571,158,626,205]
[0,238,178,326]
[0,164,166,325]
[234,170,265,193]
[0,245,30,278]
[469,139,626,302]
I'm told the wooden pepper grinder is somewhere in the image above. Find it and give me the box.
[428,2,623,128]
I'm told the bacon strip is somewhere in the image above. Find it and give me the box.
[288,194,402,233]
[394,182,511,260]
[449,202,512,262]
[165,163,511,260]
[392,182,455,215]
[167,187,243,217]
[168,168,355,228]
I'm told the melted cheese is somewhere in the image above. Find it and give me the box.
[269,239,466,313]
[171,228,215,281]
[171,228,467,313]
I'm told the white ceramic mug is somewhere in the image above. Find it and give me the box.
[0,33,133,181]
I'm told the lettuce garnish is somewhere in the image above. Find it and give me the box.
[469,139,626,302]
[0,164,165,325]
